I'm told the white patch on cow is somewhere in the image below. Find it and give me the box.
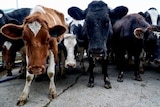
[147,9,159,25]
[64,34,77,68]
[18,55,34,103]
[0,13,3,18]
[153,31,160,38]
[47,50,56,96]
[3,41,12,50]
[28,21,41,37]
[30,5,46,15]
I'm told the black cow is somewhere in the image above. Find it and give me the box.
[138,8,160,70]
[0,8,30,76]
[111,13,160,82]
[68,1,128,88]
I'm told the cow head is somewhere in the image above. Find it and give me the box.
[1,17,66,75]
[68,1,128,59]
[63,34,77,68]
[139,8,160,25]
[134,25,160,65]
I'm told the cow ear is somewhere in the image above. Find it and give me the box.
[49,25,66,37]
[110,6,128,20]
[68,7,85,20]
[134,28,144,39]
[1,24,23,40]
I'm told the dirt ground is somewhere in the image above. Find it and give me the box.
[0,61,160,107]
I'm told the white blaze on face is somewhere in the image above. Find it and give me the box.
[28,21,41,37]
[3,41,12,50]
[147,9,159,25]
[64,34,77,68]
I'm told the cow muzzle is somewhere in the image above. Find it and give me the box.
[28,65,45,75]
[88,48,105,58]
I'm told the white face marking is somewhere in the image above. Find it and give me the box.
[3,41,12,50]
[0,13,3,18]
[153,31,160,38]
[64,34,77,68]
[28,21,41,37]
[147,9,159,25]
[47,50,55,73]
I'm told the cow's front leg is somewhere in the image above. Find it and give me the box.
[103,58,112,89]
[47,51,57,99]
[134,55,142,81]
[87,57,95,87]
[17,72,34,106]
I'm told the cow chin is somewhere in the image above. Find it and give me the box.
[28,65,45,75]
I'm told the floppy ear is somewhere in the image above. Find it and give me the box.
[68,7,85,20]
[134,28,144,39]
[110,6,128,19]
[1,24,23,40]
[49,25,66,37]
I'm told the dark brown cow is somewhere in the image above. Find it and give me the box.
[1,5,66,106]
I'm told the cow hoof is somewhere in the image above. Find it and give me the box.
[87,82,94,88]
[104,83,112,89]
[7,72,12,76]
[117,77,124,82]
[17,100,27,106]
[135,75,142,81]
[49,93,57,100]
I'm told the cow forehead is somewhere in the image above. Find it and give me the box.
[28,21,42,37]
[3,41,12,50]
[147,9,159,16]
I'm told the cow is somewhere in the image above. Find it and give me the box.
[0,8,30,76]
[111,13,160,82]
[0,5,66,106]
[68,1,128,88]
[138,8,160,70]
[57,33,77,78]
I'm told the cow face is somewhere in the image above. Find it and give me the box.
[68,1,128,59]
[63,34,77,68]
[145,8,160,25]
[1,18,66,75]
[134,25,160,63]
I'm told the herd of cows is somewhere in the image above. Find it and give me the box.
[0,1,160,106]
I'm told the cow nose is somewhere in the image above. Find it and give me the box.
[28,65,45,75]
[89,48,105,56]
[66,63,76,68]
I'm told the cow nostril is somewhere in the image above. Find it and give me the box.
[67,63,76,68]
[89,48,104,54]
[28,65,45,74]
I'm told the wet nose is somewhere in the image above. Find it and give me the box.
[28,65,45,75]
[66,63,76,68]
[89,48,105,57]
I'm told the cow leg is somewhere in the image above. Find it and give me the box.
[17,72,34,106]
[116,50,125,82]
[7,69,12,76]
[47,51,57,99]
[78,47,85,72]
[87,57,95,87]
[134,54,142,81]
[103,58,112,89]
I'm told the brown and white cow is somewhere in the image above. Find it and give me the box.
[1,5,66,106]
